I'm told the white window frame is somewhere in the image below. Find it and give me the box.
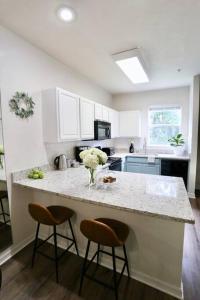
[147,105,182,147]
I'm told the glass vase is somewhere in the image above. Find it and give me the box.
[88,168,96,187]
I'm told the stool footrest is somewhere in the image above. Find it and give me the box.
[34,232,76,262]
[83,247,128,292]
[85,274,115,290]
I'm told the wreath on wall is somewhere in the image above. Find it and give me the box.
[9,92,35,119]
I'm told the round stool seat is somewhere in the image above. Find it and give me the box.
[29,203,74,226]
[80,218,129,247]
[47,206,74,225]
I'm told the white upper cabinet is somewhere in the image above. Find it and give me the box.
[42,88,80,142]
[119,111,141,137]
[95,103,103,120]
[109,109,119,138]
[80,98,95,139]
[102,106,109,122]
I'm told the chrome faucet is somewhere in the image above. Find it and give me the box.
[143,138,147,154]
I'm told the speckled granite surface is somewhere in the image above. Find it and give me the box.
[13,166,194,224]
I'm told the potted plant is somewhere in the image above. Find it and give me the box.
[168,133,185,155]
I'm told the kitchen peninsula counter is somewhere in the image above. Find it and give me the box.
[13,166,194,299]
[13,166,194,224]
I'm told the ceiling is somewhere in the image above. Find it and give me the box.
[0,0,199,94]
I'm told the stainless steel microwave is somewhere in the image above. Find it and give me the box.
[94,120,111,140]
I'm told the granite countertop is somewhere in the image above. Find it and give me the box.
[13,166,194,224]
[111,152,190,160]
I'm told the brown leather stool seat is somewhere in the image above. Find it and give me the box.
[79,218,130,300]
[28,203,79,282]
[80,218,129,247]
[29,204,74,225]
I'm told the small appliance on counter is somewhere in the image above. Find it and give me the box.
[102,147,122,171]
[101,147,115,156]
[94,120,111,140]
[75,146,91,162]
[54,154,68,170]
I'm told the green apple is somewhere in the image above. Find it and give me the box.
[33,173,39,179]
[38,171,44,179]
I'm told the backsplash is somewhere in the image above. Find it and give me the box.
[45,139,114,165]
[113,137,188,155]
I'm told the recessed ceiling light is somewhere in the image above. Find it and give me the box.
[112,49,149,84]
[56,6,76,23]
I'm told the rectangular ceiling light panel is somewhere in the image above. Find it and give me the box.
[113,49,149,84]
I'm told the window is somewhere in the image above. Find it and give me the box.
[148,106,181,146]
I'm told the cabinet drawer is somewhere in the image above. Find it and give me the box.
[126,163,160,175]
[126,156,160,165]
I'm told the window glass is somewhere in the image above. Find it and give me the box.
[148,107,181,146]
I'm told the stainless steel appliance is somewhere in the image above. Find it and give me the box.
[54,154,68,170]
[102,147,122,171]
[101,147,115,156]
[94,120,111,140]
[107,157,122,171]
[75,146,90,162]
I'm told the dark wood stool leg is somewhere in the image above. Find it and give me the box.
[112,247,118,300]
[68,219,79,256]
[97,243,100,265]
[0,198,6,224]
[123,245,130,278]
[53,225,59,283]
[79,240,91,295]
[0,267,2,288]
[32,222,40,267]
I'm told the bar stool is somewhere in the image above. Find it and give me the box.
[79,218,130,300]
[0,190,10,225]
[28,203,79,282]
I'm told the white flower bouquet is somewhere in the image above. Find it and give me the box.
[80,148,108,186]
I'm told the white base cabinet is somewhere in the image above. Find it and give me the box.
[42,88,80,142]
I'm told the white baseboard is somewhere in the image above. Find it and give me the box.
[0,234,35,266]
[38,233,183,300]
[188,192,196,199]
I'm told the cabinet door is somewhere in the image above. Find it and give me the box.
[95,103,103,120]
[80,98,95,139]
[109,109,119,138]
[119,111,141,137]
[58,90,80,140]
[102,106,109,121]
[161,159,188,188]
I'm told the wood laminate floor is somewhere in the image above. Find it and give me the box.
[0,199,199,300]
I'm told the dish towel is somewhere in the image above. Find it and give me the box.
[147,155,156,163]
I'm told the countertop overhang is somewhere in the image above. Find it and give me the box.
[13,166,194,224]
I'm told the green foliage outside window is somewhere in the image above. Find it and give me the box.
[149,107,181,145]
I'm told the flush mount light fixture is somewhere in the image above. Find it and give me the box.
[56,6,76,22]
[112,48,149,84]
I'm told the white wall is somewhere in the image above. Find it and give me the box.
[0,26,112,252]
[112,87,190,152]
[189,75,200,194]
